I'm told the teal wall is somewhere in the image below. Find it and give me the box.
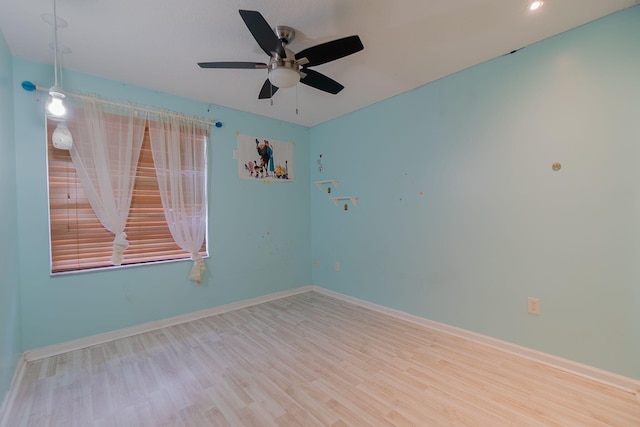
[310,7,640,379]
[0,30,22,404]
[13,59,311,350]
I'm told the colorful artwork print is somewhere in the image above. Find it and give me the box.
[237,134,294,182]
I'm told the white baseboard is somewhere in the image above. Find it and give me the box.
[311,286,640,396]
[24,285,314,362]
[0,355,26,427]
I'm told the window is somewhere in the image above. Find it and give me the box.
[47,118,208,274]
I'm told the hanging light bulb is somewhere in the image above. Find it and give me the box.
[47,87,66,117]
[47,0,67,119]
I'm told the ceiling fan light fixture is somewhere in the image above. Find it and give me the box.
[268,66,300,88]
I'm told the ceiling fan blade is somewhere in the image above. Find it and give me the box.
[299,68,344,94]
[239,10,286,58]
[198,62,267,69]
[295,35,363,67]
[258,79,279,99]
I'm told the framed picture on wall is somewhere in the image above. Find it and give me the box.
[237,133,294,182]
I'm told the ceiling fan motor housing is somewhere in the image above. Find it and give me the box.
[274,26,295,45]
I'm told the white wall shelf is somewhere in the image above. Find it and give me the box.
[331,197,358,207]
[314,180,339,191]
[316,181,357,209]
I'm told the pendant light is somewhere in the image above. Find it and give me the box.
[46,0,67,119]
[52,121,73,150]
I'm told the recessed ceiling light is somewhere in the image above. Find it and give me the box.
[529,1,544,11]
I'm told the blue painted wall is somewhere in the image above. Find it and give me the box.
[13,59,311,350]
[0,30,22,404]
[310,7,640,379]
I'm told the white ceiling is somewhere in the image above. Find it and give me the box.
[1,0,638,127]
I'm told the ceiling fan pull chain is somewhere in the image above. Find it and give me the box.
[296,85,299,115]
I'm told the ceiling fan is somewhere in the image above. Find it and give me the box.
[198,10,364,99]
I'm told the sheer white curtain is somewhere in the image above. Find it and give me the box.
[67,97,147,264]
[148,114,208,284]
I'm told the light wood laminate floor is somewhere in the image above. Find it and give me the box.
[3,292,639,426]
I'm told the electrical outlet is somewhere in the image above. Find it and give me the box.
[528,297,540,315]
[334,262,340,272]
